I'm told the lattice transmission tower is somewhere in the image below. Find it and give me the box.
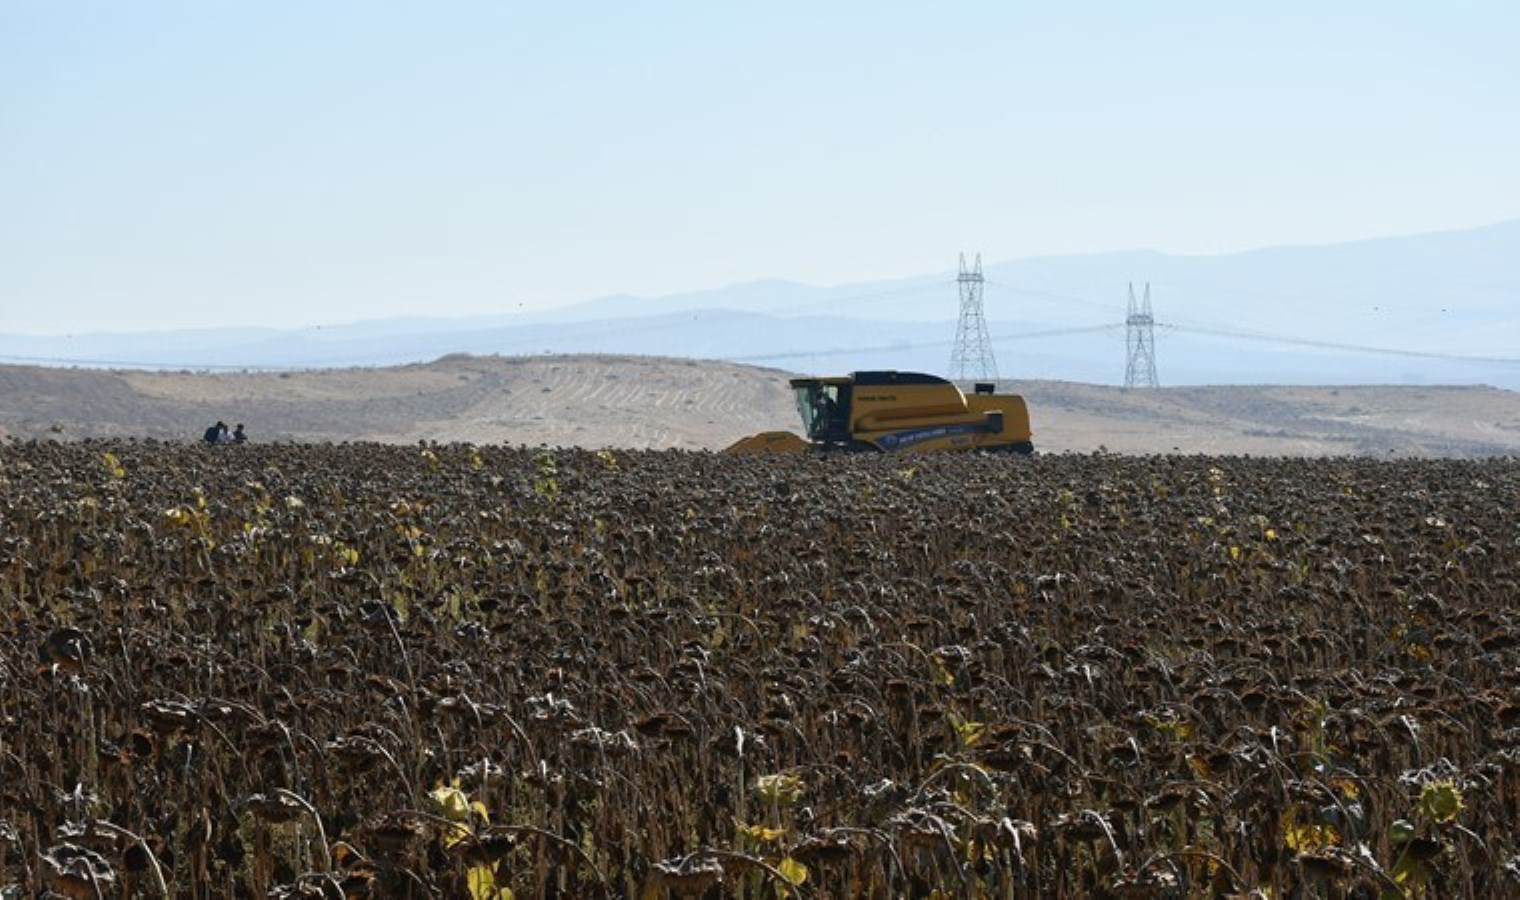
[948,253,999,385]
[1124,282,1160,388]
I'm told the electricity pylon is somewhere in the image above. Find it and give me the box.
[948,253,999,385]
[1124,282,1160,388]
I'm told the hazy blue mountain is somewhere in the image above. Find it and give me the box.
[3,220,1517,387]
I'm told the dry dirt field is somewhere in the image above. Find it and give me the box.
[1,353,1518,456]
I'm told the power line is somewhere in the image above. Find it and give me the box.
[6,274,1515,374]
[1150,278,1442,315]
[443,283,957,356]
[983,279,1119,317]
[1159,322,1520,365]
[763,280,953,316]
[732,324,1118,363]
[735,318,1520,371]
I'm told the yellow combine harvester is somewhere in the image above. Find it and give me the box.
[725,371,1033,455]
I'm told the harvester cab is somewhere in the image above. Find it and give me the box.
[725,370,1034,455]
[793,378,852,447]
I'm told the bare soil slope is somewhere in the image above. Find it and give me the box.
[1007,380,1520,457]
[2,354,1518,455]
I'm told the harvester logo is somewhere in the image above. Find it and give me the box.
[876,423,984,450]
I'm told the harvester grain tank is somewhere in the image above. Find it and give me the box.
[725,371,1033,454]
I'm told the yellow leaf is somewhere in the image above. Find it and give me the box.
[471,800,491,824]
[1145,712,1194,741]
[753,773,804,806]
[1281,803,1338,852]
[1229,545,1241,561]
[963,837,995,863]
[930,657,955,687]
[951,715,986,748]
[467,864,512,900]
[776,857,808,886]
[101,452,126,479]
[735,820,786,843]
[431,784,472,822]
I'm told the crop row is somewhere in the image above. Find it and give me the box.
[0,442,1516,897]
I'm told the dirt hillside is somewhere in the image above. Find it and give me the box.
[1,354,1517,456]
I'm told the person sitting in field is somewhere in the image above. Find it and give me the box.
[203,421,228,444]
[232,424,247,443]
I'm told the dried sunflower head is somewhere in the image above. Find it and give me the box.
[1418,779,1464,824]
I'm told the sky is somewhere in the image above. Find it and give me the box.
[3,1,1518,335]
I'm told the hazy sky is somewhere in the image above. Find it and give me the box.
[4,2,1518,334]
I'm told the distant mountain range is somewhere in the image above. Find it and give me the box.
[4,220,1518,388]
